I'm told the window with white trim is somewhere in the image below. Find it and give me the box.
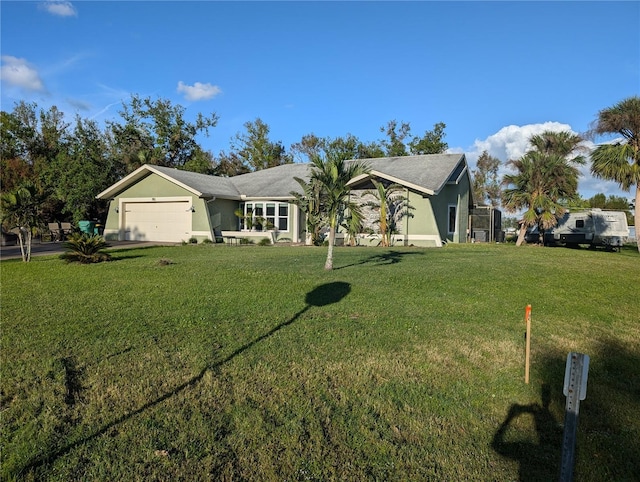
[238,202,289,231]
[278,204,288,230]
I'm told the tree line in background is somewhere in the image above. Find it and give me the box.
[1,95,448,228]
[2,94,639,259]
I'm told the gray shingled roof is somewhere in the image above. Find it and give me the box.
[150,165,240,198]
[230,163,313,198]
[97,154,467,200]
[228,154,466,198]
[362,154,465,195]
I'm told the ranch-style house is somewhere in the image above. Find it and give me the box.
[96,153,473,247]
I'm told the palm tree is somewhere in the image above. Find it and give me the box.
[361,179,414,247]
[290,176,326,246]
[0,183,41,262]
[589,96,640,250]
[340,208,363,247]
[529,130,587,158]
[502,131,584,246]
[308,153,370,270]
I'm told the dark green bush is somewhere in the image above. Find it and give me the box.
[60,233,111,264]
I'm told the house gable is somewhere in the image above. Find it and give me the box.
[97,164,240,201]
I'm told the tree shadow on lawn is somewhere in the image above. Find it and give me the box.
[492,339,640,481]
[16,281,352,477]
[334,249,424,270]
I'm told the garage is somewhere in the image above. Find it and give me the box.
[123,200,191,242]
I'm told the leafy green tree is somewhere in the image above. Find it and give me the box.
[50,116,119,224]
[361,179,413,247]
[1,102,68,180]
[107,106,154,172]
[565,195,590,210]
[379,120,448,157]
[502,131,584,245]
[357,141,386,159]
[409,122,448,155]
[109,95,218,172]
[291,133,384,163]
[290,133,326,162]
[1,110,34,191]
[308,154,370,269]
[472,151,501,207]
[587,193,634,225]
[182,147,215,174]
[324,134,381,161]
[213,150,252,177]
[1,183,41,262]
[587,193,606,208]
[587,193,629,210]
[1,102,72,221]
[589,96,640,249]
[380,120,411,157]
[220,118,292,172]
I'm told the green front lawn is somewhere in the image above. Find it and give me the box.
[1,244,638,481]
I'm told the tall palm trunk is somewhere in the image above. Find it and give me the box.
[324,221,336,270]
[515,223,527,246]
[380,208,388,247]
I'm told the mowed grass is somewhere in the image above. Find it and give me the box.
[1,243,638,481]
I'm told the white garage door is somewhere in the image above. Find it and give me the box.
[123,201,191,242]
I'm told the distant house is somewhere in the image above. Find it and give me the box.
[96,154,473,247]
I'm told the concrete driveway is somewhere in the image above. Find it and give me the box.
[0,240,173,261]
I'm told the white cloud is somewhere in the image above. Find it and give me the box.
[467,122,573,166]
[455,122,632,202]
[0,56,45,92]
[177,81,222,101]
[40,1,77,17]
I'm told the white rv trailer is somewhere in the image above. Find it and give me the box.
[544,209,630,249]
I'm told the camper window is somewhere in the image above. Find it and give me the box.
[576,219,584,228]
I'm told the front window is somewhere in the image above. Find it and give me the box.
[238,202,289,231]
[278,204,288,231]
[254,204,264,230]
[266,203,275,229]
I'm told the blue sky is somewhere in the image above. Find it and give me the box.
[1,1,639,201]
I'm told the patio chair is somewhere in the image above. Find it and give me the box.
[213,227,225,244]
[60,222,73,239]
[48,222,62,242]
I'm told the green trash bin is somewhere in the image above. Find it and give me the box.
[78,220,95,235]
